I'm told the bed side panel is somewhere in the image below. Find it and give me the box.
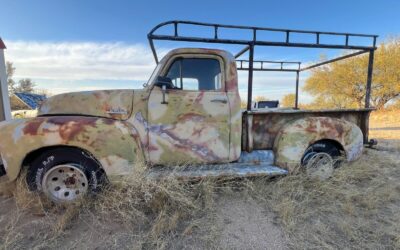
[244,109,371,150]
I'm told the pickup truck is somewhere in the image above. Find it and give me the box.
[0,21,377,203]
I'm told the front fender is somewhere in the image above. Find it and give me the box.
[0,116,144,181]
[273,117,363,171]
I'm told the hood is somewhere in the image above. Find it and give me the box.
[38,90,134,120]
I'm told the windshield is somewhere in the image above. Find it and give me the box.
[144,63,162,87]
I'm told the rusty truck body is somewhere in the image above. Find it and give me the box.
[0,21,378,202]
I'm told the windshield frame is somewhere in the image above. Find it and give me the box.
[144,63,162,88]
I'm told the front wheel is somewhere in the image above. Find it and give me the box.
[27,147,106,203]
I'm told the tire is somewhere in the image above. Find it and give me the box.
[26,147,106,203]
[301,141,342,180]
[301,141,341,166]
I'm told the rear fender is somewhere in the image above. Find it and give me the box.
[273,117,363,172]
[0,116,144,181]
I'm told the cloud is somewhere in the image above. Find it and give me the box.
[5,40,159,81]
[3,40,314,102]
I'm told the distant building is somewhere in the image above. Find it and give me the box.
[10,92,47,118]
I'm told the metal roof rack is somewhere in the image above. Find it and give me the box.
[148,20,378,110]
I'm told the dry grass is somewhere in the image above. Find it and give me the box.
[370,109,400,129]
[369,110,400,142]
[248,147,400,249]
[0,167,222,249]
[90,168,220,249]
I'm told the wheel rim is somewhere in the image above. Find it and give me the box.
[305,152,334,180]
[42,164,89,202]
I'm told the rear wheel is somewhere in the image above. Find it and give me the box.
[27,148,106,203]
[301,141,342,180]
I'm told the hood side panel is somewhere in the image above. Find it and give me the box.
[39,90,134,120]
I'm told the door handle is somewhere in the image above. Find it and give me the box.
[210,97,228,104]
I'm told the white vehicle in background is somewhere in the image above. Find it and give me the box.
[252,100,280,109]
[11,109,38,119]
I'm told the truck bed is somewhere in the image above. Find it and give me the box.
[242,108,374,151]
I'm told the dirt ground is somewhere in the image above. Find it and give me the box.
[0,110,399,250]
[216,195,288,250]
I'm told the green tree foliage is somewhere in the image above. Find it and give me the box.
[304,38,400,110]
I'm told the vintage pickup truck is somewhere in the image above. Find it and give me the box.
[0,21,378,202]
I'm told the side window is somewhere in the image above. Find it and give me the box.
[165,58,222,91]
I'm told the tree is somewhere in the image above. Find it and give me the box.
[6,61,16,93]
[281,94,296,107]
[255,96,269,102]
[6,61,37,94]
[303,38,400,110]
[304,55,368,109]
[371,38,400,109]
[16,78,36,93]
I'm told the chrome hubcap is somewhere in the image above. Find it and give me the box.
[305,152,334,180]
[42,164,88,202]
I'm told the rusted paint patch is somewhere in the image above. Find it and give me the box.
[22,118,45,136]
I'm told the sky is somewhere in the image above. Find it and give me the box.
[1,0,399,103]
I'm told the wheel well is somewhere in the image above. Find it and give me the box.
[22,145,102,171]
[309,139,345,155]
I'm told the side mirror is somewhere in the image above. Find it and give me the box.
[154,76,174,89]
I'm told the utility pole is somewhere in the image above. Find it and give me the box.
[0,38,11,121]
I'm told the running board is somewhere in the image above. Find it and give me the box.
[147,163,288,179]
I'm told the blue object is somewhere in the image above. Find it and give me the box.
[14,92,47,109]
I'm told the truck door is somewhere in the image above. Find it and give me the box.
[147,55,231,165]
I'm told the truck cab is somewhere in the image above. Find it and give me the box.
[145,48,242,165]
